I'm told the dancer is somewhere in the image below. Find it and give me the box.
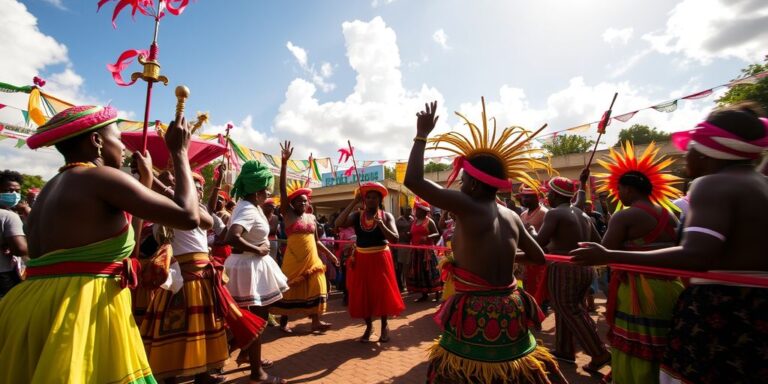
[406,100,565,383]
[573,104,768,384]
[335,181,405,342]
[140,172,229,384]
[407,197,442,302]
[533,176,611,374]
[0,105,200,383]
[271,141,337,333]
[594,141,684,384]
[519,186,550,309]
[225,160,289,384]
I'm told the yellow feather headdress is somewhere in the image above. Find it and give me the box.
[285,179,312,202]
[428,97,555,191]
[596,141,683,212]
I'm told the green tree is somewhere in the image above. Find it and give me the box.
[424,162,451,172]
[717,55,768,113]
[615,124,671,147]
[542,134,595,156]
[384,166,396,180]
[21,174,45,196]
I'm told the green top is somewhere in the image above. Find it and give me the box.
[27,225,135,267]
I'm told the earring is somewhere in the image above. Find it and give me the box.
[97,146,102,158]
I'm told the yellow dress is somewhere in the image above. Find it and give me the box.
[0,225,156,384]
[271,214,328,316]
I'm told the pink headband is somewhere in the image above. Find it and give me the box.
[672,119,768,160]
[447,156,512,189]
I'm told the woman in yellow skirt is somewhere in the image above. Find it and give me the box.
[0,106,203,383]
[271,141,338,332]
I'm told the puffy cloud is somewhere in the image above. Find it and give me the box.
[432,29,451,50]
[271,17,446,161]
[0,0,134,178]
[285,41,335,92]
[453,77,719,150]
[643,0,768,63]
[602,27,634,45]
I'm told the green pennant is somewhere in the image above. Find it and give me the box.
[15,139,26,148]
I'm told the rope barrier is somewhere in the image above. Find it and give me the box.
[305,238,768,288]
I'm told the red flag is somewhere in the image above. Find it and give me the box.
[344,166,356,177]
[597,111,611,134]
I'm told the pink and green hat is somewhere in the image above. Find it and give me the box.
[27,105,118,149]
[546,177,575,197]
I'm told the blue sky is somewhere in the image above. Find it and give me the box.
[1,0,766,177]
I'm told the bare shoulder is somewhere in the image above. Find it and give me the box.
[499,205,523,226]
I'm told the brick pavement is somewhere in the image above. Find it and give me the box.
[202,291,610,384]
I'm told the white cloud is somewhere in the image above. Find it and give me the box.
[271,17,446,162]
[453,76,719,151]
[607,49,652,78]
[643,0,768,63]
[43,0,66,10]
[320,62,334,78]
[371,0,396,7]
[602,27,634,45]
[285,41,335,92]
[286,41,308,67]
[432,29,451,50]
[0,0,135,178]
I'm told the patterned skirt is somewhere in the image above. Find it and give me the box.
[660,284,768,384]
[140,253,229,379]
[427,290,565,383]
[406,248,443,294]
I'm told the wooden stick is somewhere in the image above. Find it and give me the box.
[347,140,363,188]
[586,92,618,167]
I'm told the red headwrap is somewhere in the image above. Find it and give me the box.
[671,119,768,160]
[546,177,575,197]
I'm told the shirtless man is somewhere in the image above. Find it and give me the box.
[573,104,768,383]
[532,176,610,374]
[406,101,564,383]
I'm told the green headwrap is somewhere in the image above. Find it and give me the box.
[231,160,274,199]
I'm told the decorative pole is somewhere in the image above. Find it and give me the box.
[586,92,618,167]
[347,140,363,189]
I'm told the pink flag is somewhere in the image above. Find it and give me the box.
[107,49,149,86]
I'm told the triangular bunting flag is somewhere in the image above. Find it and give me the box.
[651,100,678,113]
[15,139,26,148]
[613,111,638,122]
[21,110,29,125]
[681,89,714,100]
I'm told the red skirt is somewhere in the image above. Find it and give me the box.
[346,246,405,318]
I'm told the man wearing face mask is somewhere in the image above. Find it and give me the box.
[0,170,28,298]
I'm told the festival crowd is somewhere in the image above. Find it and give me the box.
[0,98,766,384]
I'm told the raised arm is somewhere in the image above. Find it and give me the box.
[404,101,477,216]
[97,118,199,230]
[335,194,361,228]
[207,163,226,213]
[279,140,294,219]
[574,167,589,210]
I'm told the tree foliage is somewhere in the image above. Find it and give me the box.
[615,124,671,147]
[542,134,595,156]
[21,174,45,196]
[424,162,452,172]
[384,166,396,180]
[717,56,768,114]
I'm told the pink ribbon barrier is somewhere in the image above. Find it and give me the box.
[313,238,768,288]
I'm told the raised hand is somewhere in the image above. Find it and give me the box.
[280,140,293,163]
[416,100,439,138]
[579,167,590,185]
[164,117,191,155]
[132,151,153,187]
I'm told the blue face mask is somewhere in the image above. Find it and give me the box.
[0,192,21,208]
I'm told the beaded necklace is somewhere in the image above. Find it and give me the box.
[59,162,97,173]
[359,209,382,232]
